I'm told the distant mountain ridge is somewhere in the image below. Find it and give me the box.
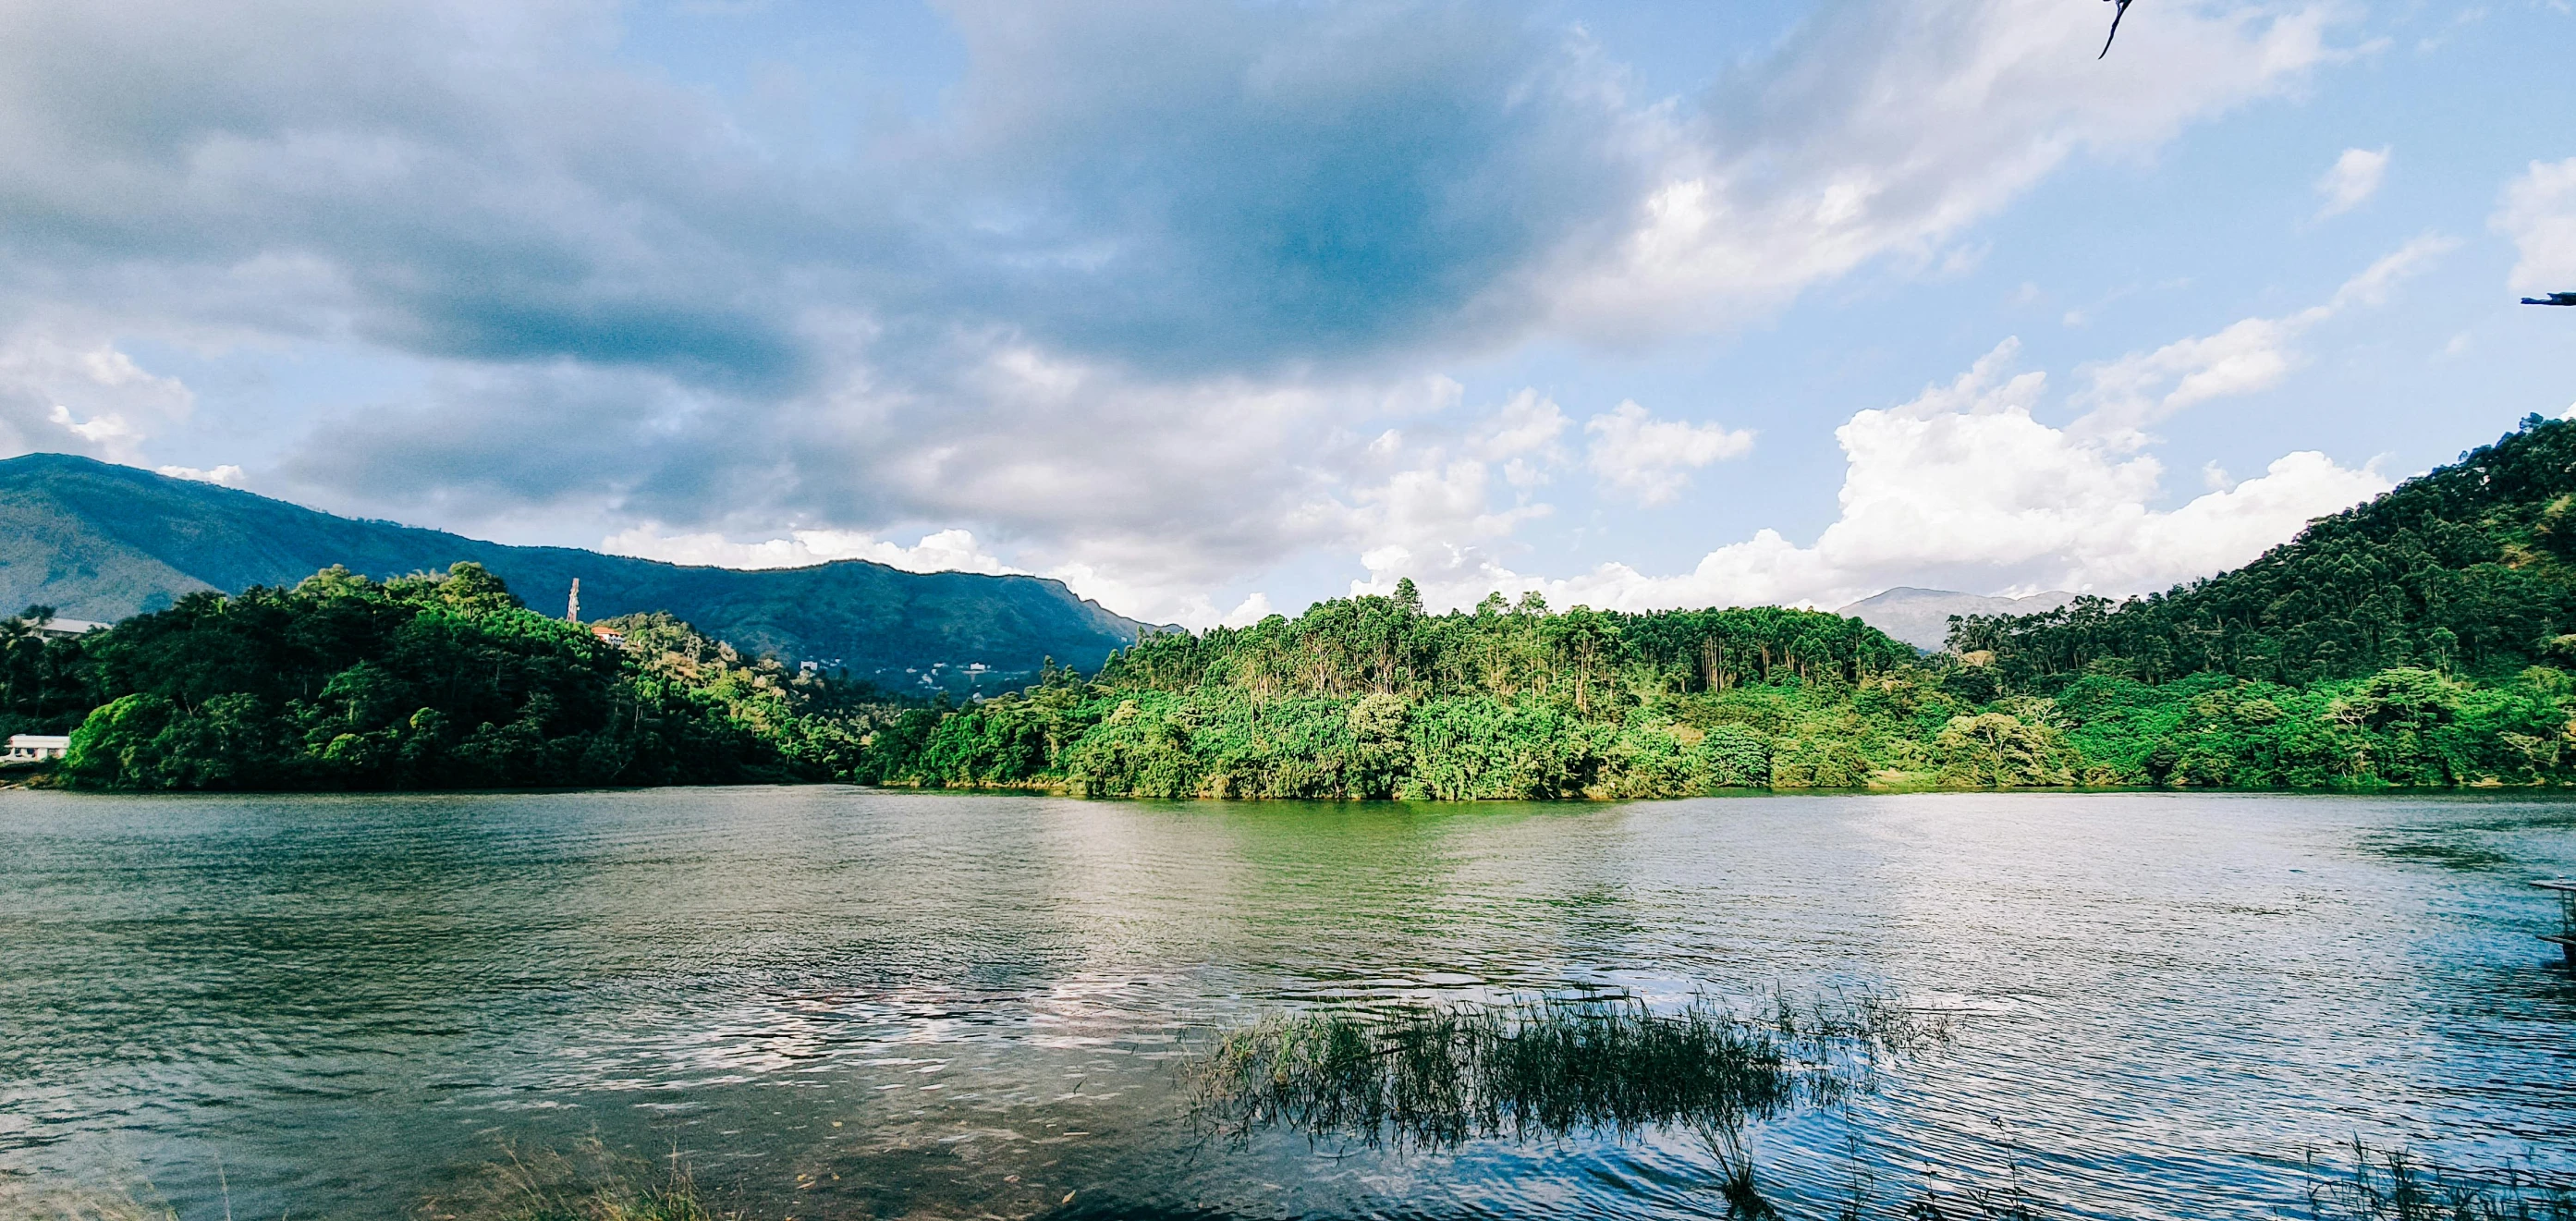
[1836,586,2077,652]
[0,453,1154,691]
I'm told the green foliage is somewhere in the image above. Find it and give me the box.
[853,495,2576,798]
[24,421,2576,799]
[857,597,1989,798]
[1934,713,2075,788]
[12,565,900,791]
[1954,414,2576,689]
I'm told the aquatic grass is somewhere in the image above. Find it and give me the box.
[420,1139,736,1221]
[2298,1140,2576,1221]
[0,1181,178,1221]
[1184,991,1947,1154]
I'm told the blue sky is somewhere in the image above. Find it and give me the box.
[1,0,2570,626]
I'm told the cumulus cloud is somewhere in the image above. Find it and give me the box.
[2314,146,2390,218]
[2495,157,2576,293]
[1366,240,2442,617]
[1412,341,2388,615]
[1217,592,1276,629]
[602,526,1016,576]
[0,329,197,463]
[155,463,245,486]
[1581,402,1754,504]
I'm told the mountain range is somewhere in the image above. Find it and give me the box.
[1834,586,2076,652]
[0,454,1154,692]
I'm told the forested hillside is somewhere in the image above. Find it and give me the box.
[853,592,1931,799]
[2,565,906,790]
[1952,413,2576,689]
[0,454,1153,691]
[851,420,2576,798]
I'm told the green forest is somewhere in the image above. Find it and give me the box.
[849,414,2576,797]
[1,564,901,789]
[16,415,2576,796]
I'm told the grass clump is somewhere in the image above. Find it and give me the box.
[420,1139,734,1221]
[2300,1141,2576,1221]
[1187,992,1943,1154]
[0,1182,177,1221]
[1187,991,1945,1218]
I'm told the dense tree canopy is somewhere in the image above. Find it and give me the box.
[852,579,2576,798]
[856,421,2576,798]
[1951,414,2576,690]
[2,564,901,790]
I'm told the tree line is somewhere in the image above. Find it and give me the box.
[2,564,910,790]
[18,415,2576,797]
[1949,414,2576,690]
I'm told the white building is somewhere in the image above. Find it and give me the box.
[28,618,107,641]
[6,735,70,763]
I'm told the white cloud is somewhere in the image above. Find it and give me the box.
[1217,592,1276,629]
[1581,401,1754,504]
[2314,146,2390,218]
[2328,233,2456,310]
[155,463,246,486]
[1469,390,1570,461]
[1368,243,2442,617]
[2073,234,2453,446]
[1432,343,2388,615]
[1544,0,2337,334]
[47,406,149,461]
[601,525,1017,576]
[0,329,196,463]
[2495,157,2576,293]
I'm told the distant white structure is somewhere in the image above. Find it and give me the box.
[589,623,627,648]
[24,618,108,641]
[567,578,581,623]
[6,734,70,763]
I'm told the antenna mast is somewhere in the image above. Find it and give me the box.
[567,578,581,623]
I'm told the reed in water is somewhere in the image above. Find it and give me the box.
[1184,991,1946,1216]
[1185,991,1944,1153]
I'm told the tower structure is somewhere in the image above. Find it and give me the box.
[567,578,581,623]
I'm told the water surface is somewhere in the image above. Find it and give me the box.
[2,789,2570,1218]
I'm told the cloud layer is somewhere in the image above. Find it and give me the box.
[0,0,2362,623]
[2497,157,2576,293]
[1348,242,2447,617]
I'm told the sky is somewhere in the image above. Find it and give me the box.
[1,0,2571,629]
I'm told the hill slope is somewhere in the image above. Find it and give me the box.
[0,454,1152,689]
[1954,414,2576,689]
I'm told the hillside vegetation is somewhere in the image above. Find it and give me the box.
[1954,414,2576,687]
[17,418,2576,796]
[0,453,1151,692]
[3,564,906,790]
[855,417,2576,798]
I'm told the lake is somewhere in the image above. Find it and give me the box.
[1,788,2570,1219]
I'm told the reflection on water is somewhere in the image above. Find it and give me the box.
[1,789,2570,1219]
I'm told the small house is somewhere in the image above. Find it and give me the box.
[590,623,629,648]
[6,734,70,763]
